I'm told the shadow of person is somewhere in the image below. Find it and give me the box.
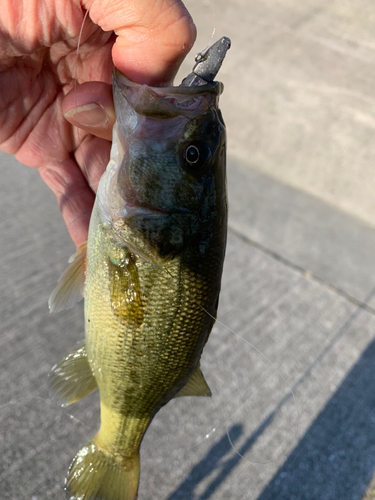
[167,424,243,500]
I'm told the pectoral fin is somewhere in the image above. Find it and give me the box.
[109,253,144,325]
[48,242,87,313]
[175,363,212,398]
[49,342,97,406]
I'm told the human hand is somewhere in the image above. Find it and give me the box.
[0,0,196,246]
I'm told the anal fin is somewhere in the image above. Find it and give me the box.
[175,362,212,398]
[49,342,97,406]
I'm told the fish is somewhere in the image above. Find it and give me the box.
[48,38,230,500]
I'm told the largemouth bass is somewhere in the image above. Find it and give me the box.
[49,38,229,500]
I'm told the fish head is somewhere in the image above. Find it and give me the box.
[97,71,227,261]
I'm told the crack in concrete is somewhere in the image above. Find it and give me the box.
[228,224,375,316]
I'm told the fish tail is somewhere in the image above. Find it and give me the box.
[65,439,140,500]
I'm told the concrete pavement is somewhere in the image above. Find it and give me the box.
[2,1,375,499]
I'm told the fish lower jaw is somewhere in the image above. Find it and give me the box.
[122,205,169,219]
[112,204,192,225]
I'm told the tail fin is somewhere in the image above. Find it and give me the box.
[66,440,140,500]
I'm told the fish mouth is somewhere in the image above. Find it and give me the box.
[118,199,192,220]
[113,71,223,119]
[112,36,229,118]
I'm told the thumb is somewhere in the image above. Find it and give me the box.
[83,0,196,86]
[62,82,115,141]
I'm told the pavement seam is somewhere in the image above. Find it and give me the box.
[228,224,375,317]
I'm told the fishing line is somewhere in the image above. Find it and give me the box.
[74,7,90,102]
[74,0,101,196]
[197,0,217,54]
[0,395,94,431]
[209,0,217,41]
[71,0,298,469]
[195,298,300,464]
[74,2,91,192]
[175,1,301,465]
[161,260,300,465]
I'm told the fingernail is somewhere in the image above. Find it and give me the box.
[64,103,109,128]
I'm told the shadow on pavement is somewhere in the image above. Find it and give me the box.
[167,423,243,500]
[257,333,375,500]
[168,305,375,500]
[167,405,292,500]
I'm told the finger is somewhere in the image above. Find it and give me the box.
[75,134,112,193]
[39,159,95,247]
[62,82,115,141]
[84,0,196,86]
[39,132,111,247]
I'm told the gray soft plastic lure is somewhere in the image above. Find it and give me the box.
[181,36,231,87]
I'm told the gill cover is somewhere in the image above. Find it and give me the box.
[97,73,226,260]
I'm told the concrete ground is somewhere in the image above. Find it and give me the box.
[2,1,375,499]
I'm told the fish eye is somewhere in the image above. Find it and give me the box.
[186,145,200,163]
[183,141,211,170]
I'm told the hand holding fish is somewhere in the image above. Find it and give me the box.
[0,0,196,246]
